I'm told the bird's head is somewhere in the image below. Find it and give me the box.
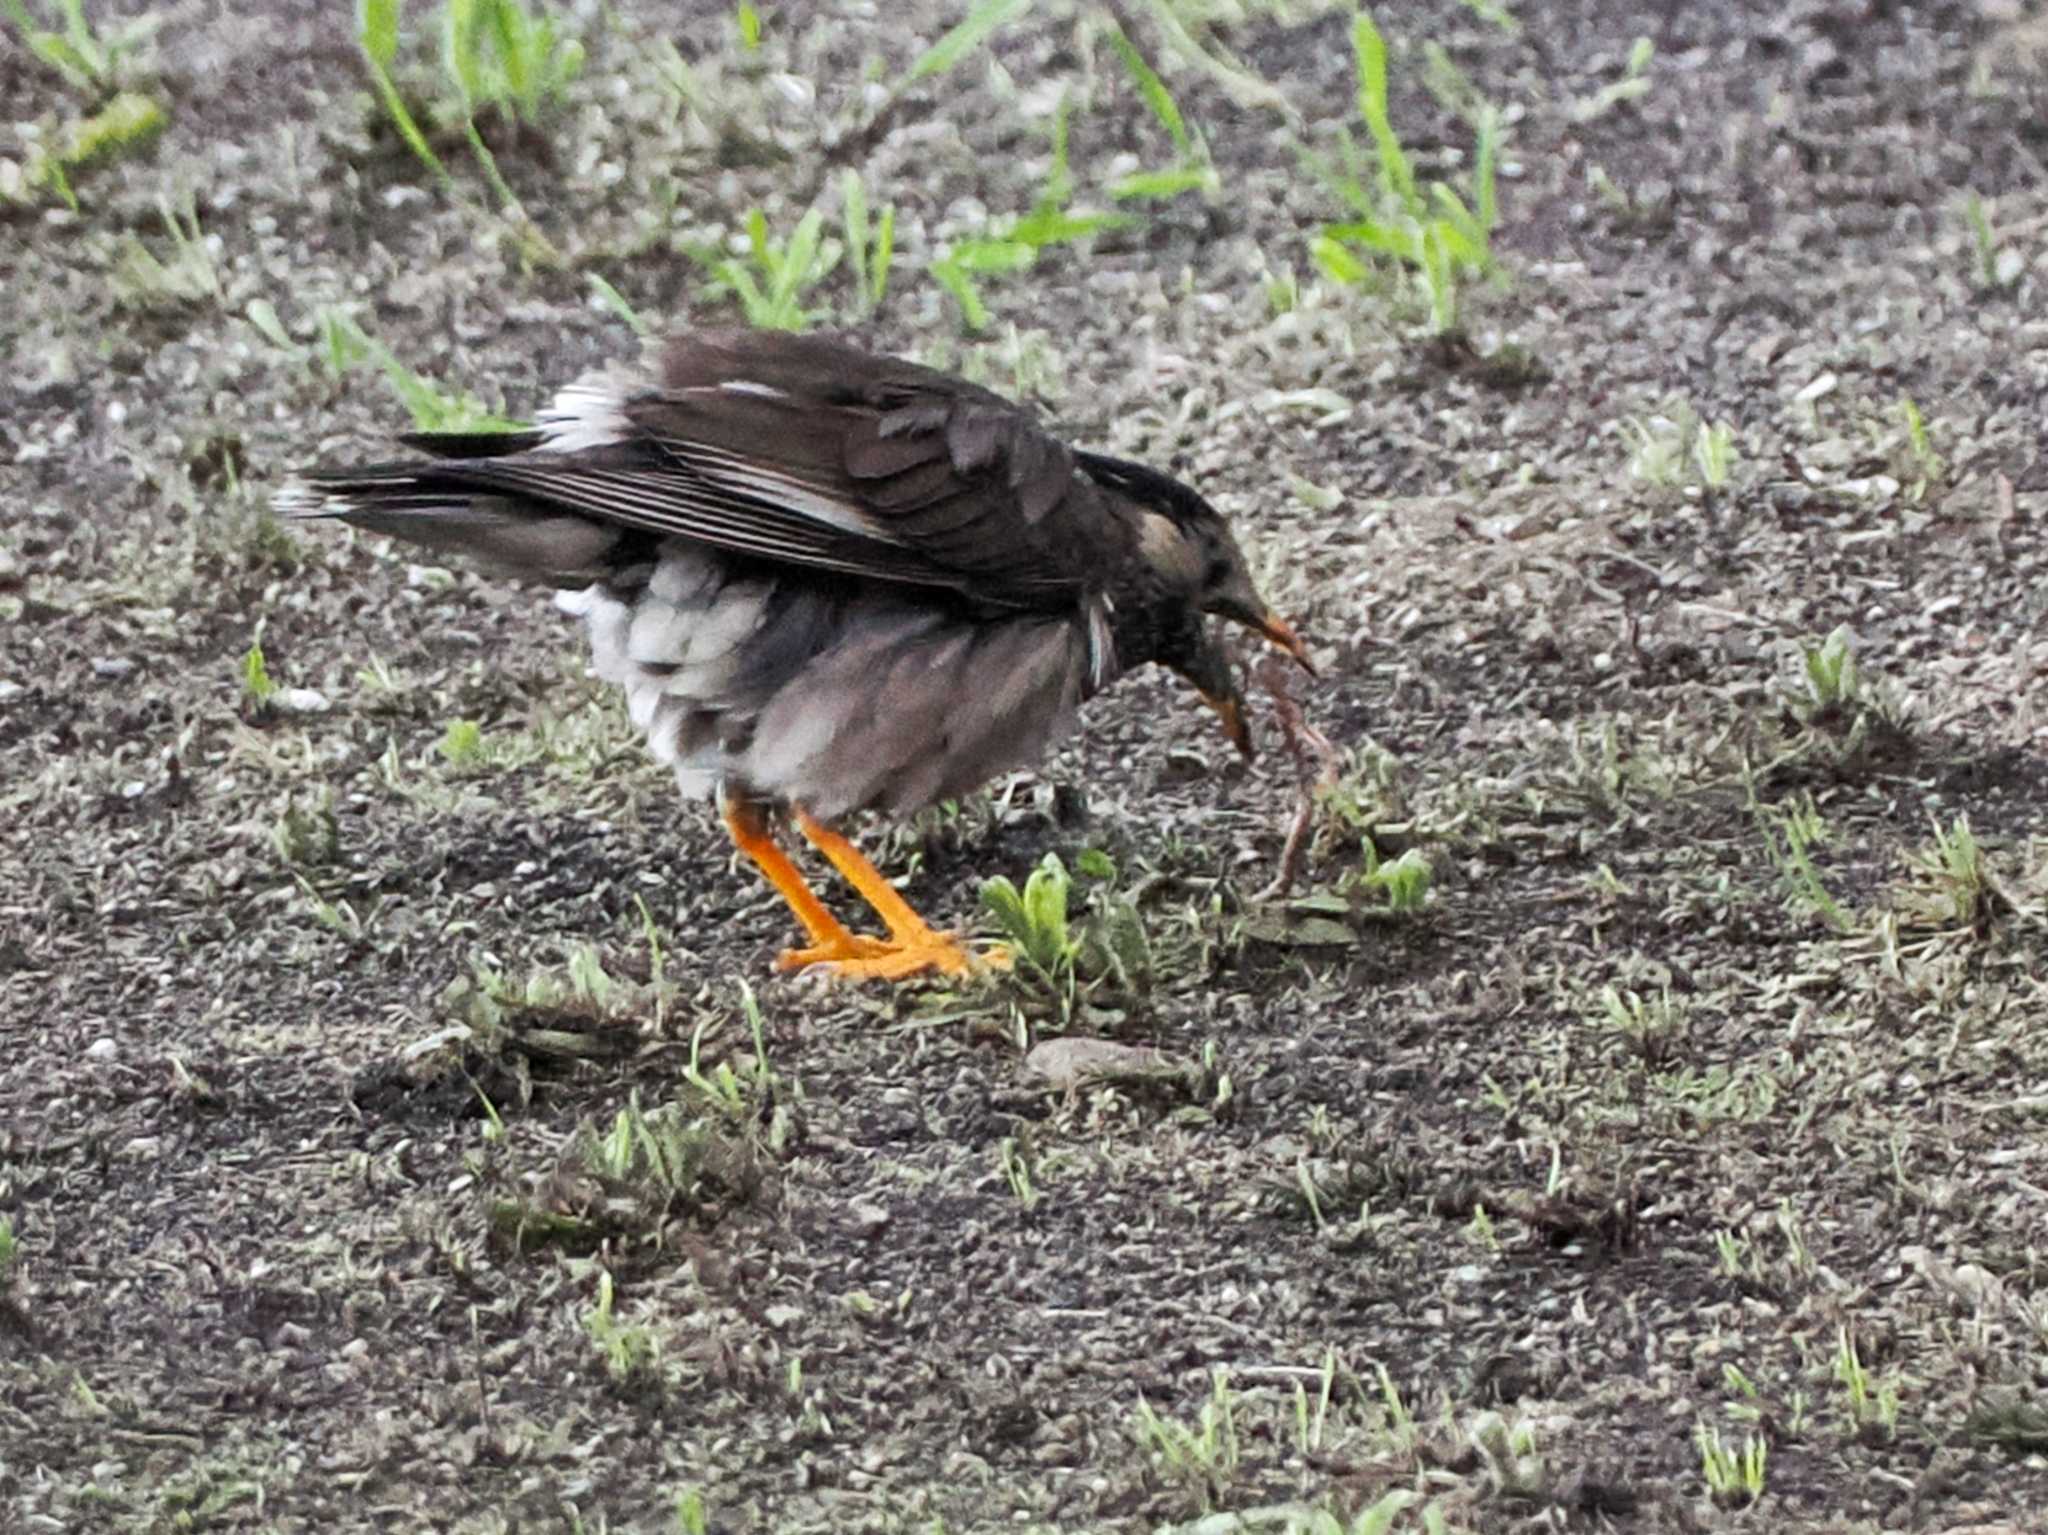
[1078,452,1314,757]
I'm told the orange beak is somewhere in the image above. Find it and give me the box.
[1200,692,1255,759]
[1256,611,1316,674]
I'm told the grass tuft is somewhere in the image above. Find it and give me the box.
[692,205,840,331]
[2,0,156,97]
[441,0,583,127]
[1308,11,1503,335]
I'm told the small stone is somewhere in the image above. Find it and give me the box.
[276,687,331,715]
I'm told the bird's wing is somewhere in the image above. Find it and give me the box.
[389,330,1110,607]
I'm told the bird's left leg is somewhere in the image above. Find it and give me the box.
[788,808,980,980]
[719,790,891,971]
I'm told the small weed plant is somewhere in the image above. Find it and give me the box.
[583,1268,659,1385]
[318,309,526,431]
[1891,398,1947,500]
[1760,794,1851,933]
[1356,840,1432,913]
[1131,1368,1240,1513]
[1571,35,1654,122]
[1899,814,1996,933]
[1833,1326,1902,1440]
[980,850,1151,1019]
[1099,21,1218,204]
[1624,402,1736,494]
[839,170,895,317]
[2,0,156,97]
[1598,982,1686,1064]
[932,95,1132,331]
[111,194,222,310]
[1309,11,1501,334]
[1962,192,2023,290]
[1802,626,1861,715]
[693,206,839,331]
[436,718,489,770]
[356,0,568,261]
[1695,1422,1767,1506]
[239,642,279,712]
[6,90,165,209]
[440,0,584,128]
[1469,1409,1548,1499]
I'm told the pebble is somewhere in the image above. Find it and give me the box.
[277,687,331,715]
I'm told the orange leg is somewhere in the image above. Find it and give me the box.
[720,794,890,970]
[789,807,979,980]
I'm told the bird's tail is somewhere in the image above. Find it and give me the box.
[276,436,621,586]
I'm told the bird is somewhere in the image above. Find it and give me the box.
[277,329,1312,981]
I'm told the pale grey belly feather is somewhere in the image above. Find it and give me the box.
[563,541,1090,820]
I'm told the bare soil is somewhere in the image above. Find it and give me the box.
[5,1,2048,1531]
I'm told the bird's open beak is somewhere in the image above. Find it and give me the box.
[1200,691,1255,759]
[1255,610,1317,675]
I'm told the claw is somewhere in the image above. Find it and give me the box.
[780,929,978,981]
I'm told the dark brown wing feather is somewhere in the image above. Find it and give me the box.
[314,331,1126,611]
[620,331,1114,600]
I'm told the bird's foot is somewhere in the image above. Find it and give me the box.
[777,927,981,981]
[774,930,893,972]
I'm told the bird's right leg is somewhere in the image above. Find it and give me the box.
[718,790,890,970]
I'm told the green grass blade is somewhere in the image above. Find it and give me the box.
[1352,12,1415,208]
[1044,90,1074,209]
[717,260,769,326]
[930,258,990,331]
[1110,166,1215,202]
[358,0,455,190]
[1310,233,1369,284]
[588,273,650,335]
[358,0,401,69]
[1104,23,1190,156]
[444,0,484,109]
[944,237,1038,273]
[1421,225,1454,330]
[1473,102,1499,234]
[1352,12,1388,126]
[980,876,1028,938]
[841,169,869,304]
[770,208,826,317]
[1323,219,1410,259]
[1429,185,1485,261]
[871,204,895,305]
[494,3,537,116]
[904,0,1028,86]
[1007,206,1129,247]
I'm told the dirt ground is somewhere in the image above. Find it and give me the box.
[5,0,2048,1530]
